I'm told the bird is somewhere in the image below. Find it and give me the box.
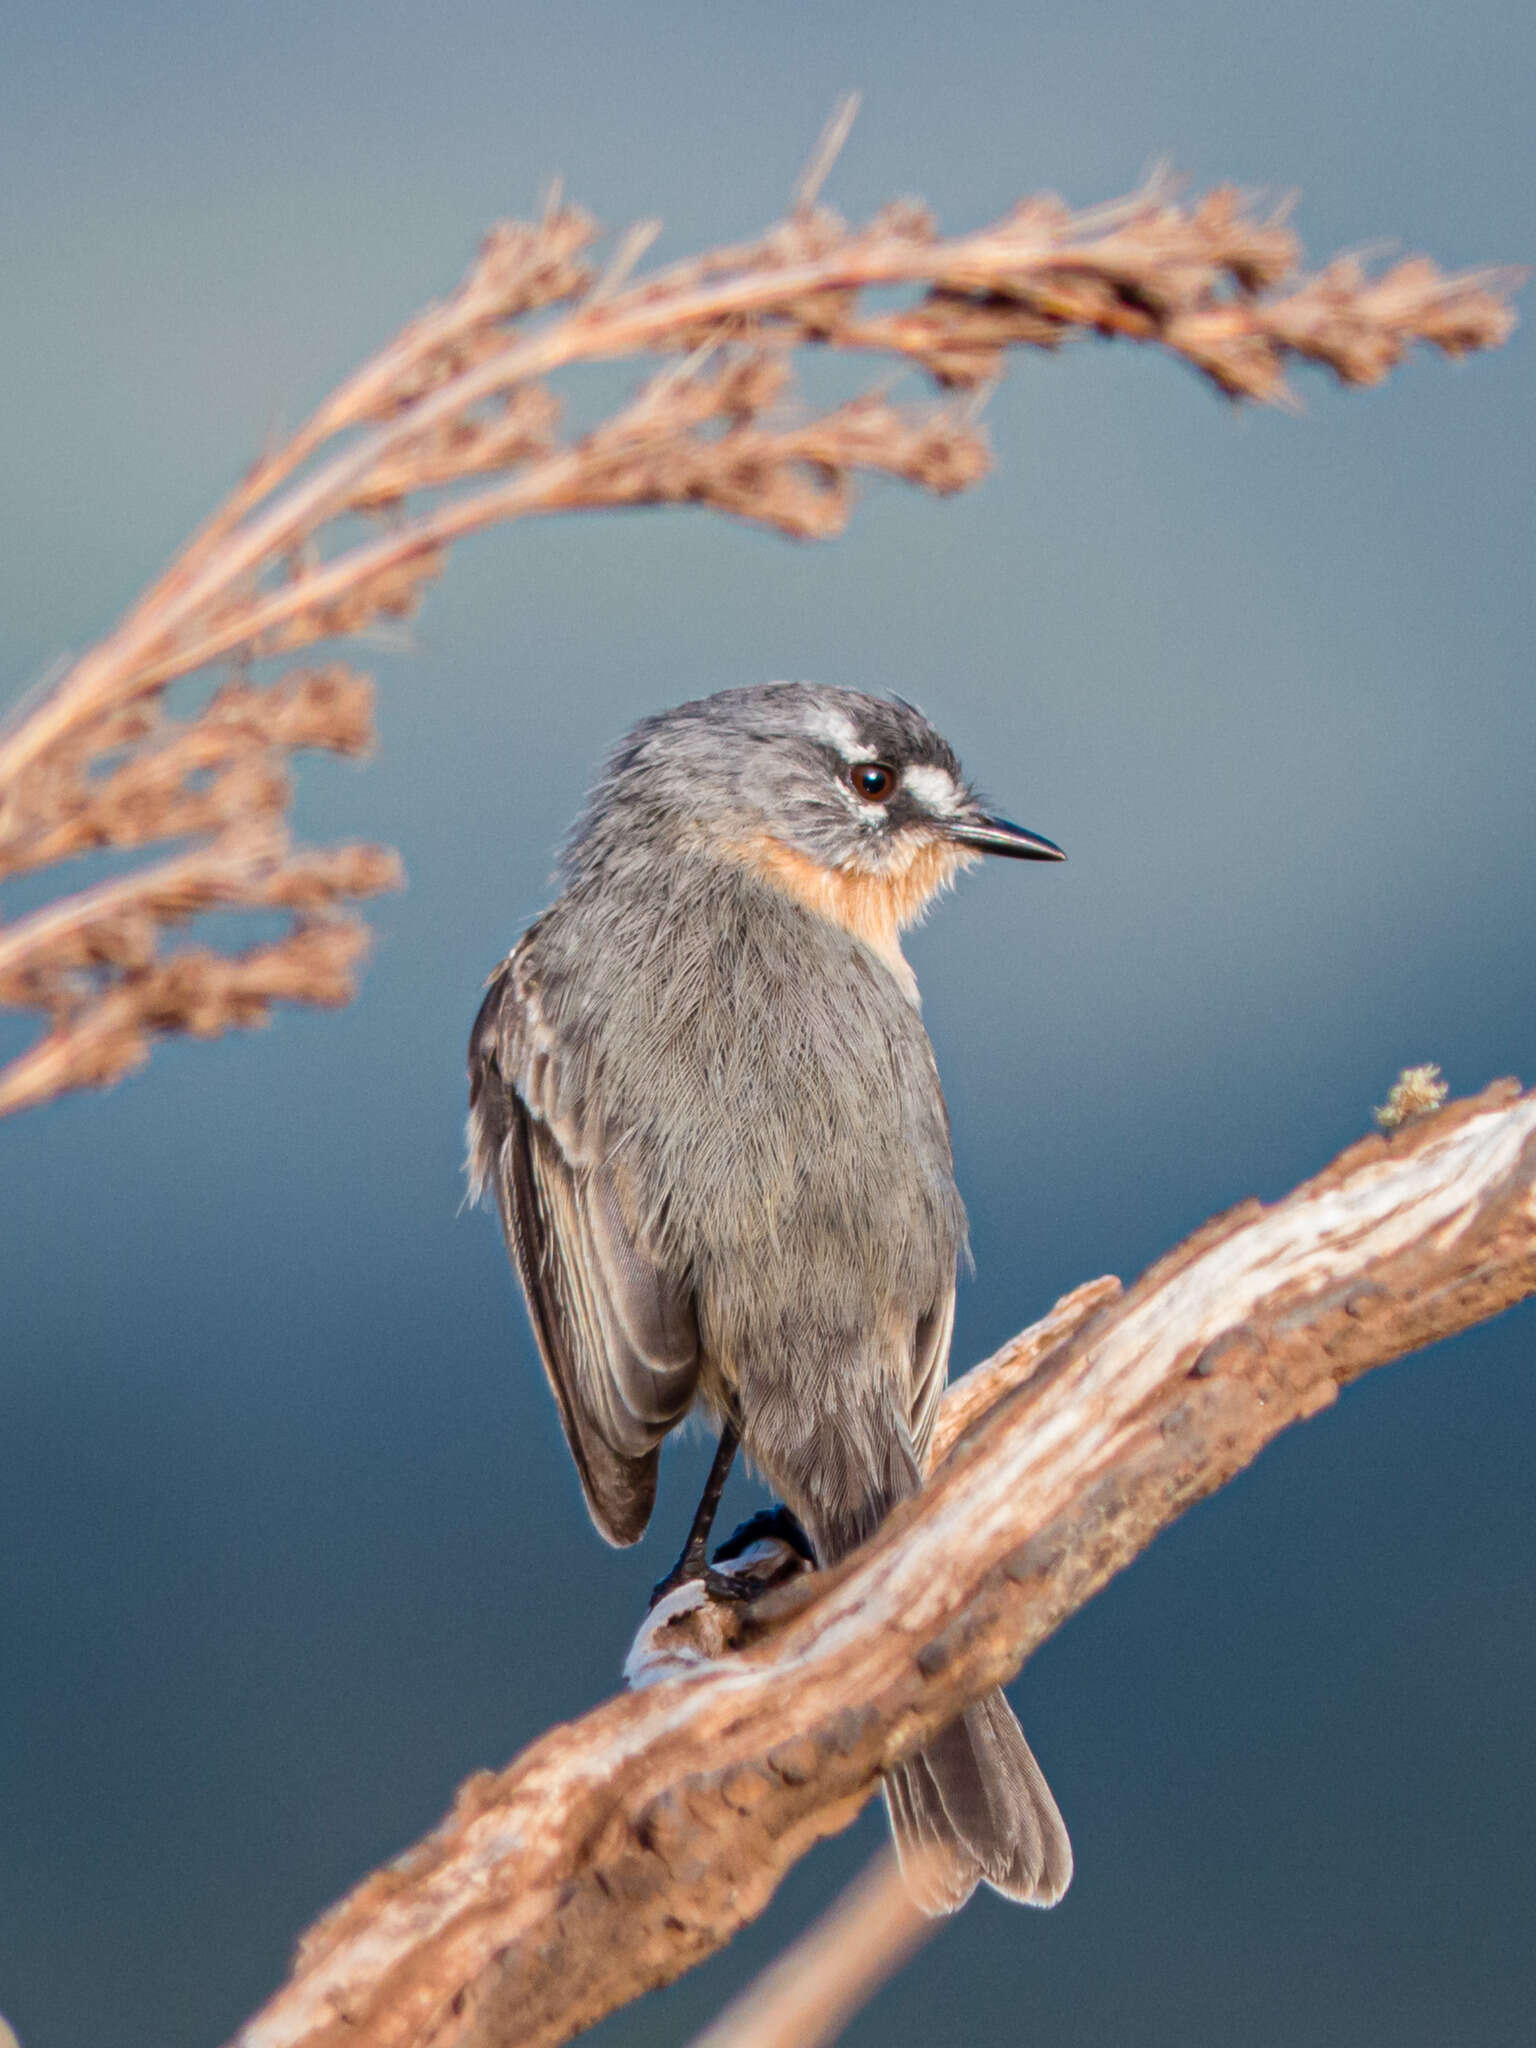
[466,680,1072,1913]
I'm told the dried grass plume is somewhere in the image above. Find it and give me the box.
[0,121,1521,1116]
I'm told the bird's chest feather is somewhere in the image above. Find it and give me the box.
[555,868,963,1276]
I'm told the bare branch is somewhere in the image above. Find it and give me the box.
[685,1851,930,2048]
[0,167,1519,1115]
[225,1080,1536,2048]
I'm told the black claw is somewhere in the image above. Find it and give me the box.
[648,1541,709,1610]
[648,1504,819,1612]
[699,1563,757,1604]
[648,1551,755,1611]
[648,1568,694,1612]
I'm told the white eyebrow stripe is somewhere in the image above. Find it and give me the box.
[805,706,873,761]
[904,763,963,814]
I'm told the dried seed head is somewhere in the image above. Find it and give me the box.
[1376,1065,1451,1130]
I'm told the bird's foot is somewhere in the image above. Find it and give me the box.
[648,1548,754,1612]
[648,1508,816,1611]
[629,1506,821,1686]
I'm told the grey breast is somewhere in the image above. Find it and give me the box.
[470,844,966,1545]
[552,852,961,1279]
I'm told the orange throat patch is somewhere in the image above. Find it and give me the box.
[726,832,970,1000]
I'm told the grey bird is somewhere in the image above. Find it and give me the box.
[466,681,1072,1912]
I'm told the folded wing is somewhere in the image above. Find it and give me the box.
[909,1284,956,1473]
[467,942,700,1545]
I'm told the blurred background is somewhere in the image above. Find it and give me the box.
[1,4,1532,2044]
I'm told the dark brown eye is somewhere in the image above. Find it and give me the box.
[849,761,896,802]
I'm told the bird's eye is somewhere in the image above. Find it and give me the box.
[848,761,896,802]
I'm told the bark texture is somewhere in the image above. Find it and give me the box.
[230,1081,1536,2048]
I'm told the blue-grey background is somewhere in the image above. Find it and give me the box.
[1,5,1532,2045]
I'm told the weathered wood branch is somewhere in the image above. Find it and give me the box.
[229,1080,1536,2048]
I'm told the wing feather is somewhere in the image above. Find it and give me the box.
[910,1284,956,1474]
[468,941,700,1546]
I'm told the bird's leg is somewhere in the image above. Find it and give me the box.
[649,1419,745,1609]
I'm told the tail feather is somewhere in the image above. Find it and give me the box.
[884,1688,1072,1915]
[884,1749,987,1915]
[808,1470,1071,1915]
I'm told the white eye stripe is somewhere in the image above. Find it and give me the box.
[805,707,873,761]
[903,764,962,814]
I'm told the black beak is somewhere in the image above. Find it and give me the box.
[947,814,1066,862]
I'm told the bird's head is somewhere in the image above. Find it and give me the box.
[570,682,1063,986]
